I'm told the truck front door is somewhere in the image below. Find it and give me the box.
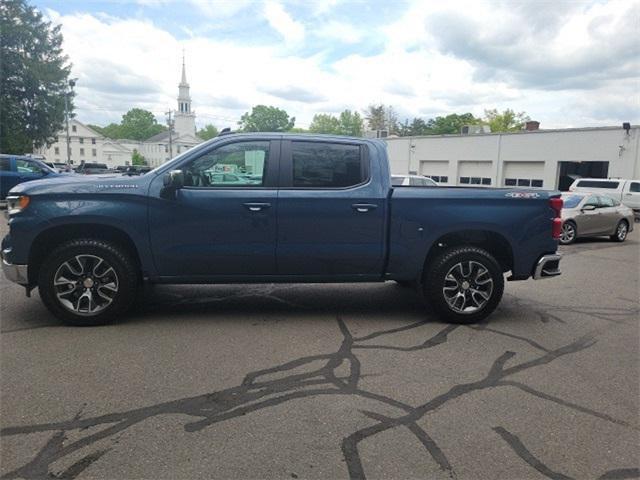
[148,139,279,277]
[276,140,386,277]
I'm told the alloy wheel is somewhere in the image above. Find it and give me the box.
[442,261,494,314]
[560,223,575,244]
[617,222,628,241]
[53,254,119,316]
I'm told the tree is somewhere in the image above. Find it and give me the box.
[337,110,363,137]
[238,105,295,132]
[482,108,530,132]
[197,124,219,140]
[98,123,123,139]
[118,108,165,140]
[426,113,480,135]
[309,114,340,134]
[0,0,72,154]
[131,149,146,166]
[398,117,430,136]
[364,105,398,134]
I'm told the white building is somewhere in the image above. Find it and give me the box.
[385,123,640,190]
[37,58,203,168]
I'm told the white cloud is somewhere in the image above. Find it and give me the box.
[263,1,305,44]
[315,20,363,44]
[43,1,640,131]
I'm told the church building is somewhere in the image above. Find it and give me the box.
[36,57,204,168]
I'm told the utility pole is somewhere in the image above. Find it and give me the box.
[165,110,174,160]
[64,79,76,166]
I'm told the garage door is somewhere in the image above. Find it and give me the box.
[458,161,493,186]
[419,161,449,184]
[502,161,545,188]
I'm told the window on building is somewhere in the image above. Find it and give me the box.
[80,148,85,156]
[517,179,531,187]
[183,141,269,187]
[79,137,84,144]
[531,179,543,188]
[505,178,516,186]
[460,177,470,184]
[92,149,97,157]
[470,177,481,185]
[482,178,491,185]
[425,175,448,183]
[92,138,96,145]
[165,146,168,153]
[72,125,76,132]
[54,147,60,155]
[291,142,364,188]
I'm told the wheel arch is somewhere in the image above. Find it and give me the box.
[420,229,514,281]
[28,223,142,285]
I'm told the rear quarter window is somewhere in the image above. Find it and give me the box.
[630,182,640,193]
[0,158,10,171]
[576,180,619,189]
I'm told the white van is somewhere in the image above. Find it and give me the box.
[569,178,640,216]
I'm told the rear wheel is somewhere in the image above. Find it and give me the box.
[610,220,629,242]
[559,221,577,245]
[423,246,504,324]
[38,239,139,326]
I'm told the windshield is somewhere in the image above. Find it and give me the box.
[562,194,584,208]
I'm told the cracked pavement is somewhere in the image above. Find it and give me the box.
[1,223,638,479]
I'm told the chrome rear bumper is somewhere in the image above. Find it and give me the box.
[533,253,562,280]
[1,249,28,285]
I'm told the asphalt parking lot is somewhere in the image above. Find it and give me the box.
[1,222,638,480]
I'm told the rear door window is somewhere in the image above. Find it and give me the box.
[291,142,364,188]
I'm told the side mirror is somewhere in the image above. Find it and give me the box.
[163,170,184,188]
[161,170,184,199]
[581,204,596,211]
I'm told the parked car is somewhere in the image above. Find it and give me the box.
[391,175,438,187]
[569,178,640,217]
[559,193,634,245]
[44,161,72,173]
[0,154,59,200]
[75,162,110,174]
[2,133,563,326]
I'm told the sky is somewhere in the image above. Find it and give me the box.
[34,0,640,131]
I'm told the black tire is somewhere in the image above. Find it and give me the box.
[610,220,629,242]
[559,221,577,245]
[38,238,139,326]
[423,246,504,324]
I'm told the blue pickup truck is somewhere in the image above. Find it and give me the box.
[1,133,563,326]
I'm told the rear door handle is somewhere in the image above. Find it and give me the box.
[352,203,378,213]
[243,202,271,212]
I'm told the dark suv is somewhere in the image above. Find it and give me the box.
[0,154,59,200]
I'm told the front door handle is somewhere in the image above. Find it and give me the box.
[243,202,271,212]
[352,203,378,213]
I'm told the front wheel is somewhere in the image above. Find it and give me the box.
[423,246,504,324]
[38,239,139,326]
[610,220,629,242]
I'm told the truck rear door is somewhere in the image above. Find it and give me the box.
[276,139,386,277]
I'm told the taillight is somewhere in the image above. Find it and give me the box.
[550,197,563,239]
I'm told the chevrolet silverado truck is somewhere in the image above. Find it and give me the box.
[1,133,563,326]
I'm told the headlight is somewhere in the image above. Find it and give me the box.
[6,195,30,215]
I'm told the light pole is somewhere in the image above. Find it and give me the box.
[65,79,76,166]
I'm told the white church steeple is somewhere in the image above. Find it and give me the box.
[174,52,196,137]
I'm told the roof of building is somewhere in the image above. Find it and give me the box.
[384,124,640,140]
[145,131,171,143]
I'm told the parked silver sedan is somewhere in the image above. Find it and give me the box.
[560,193,635,245]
